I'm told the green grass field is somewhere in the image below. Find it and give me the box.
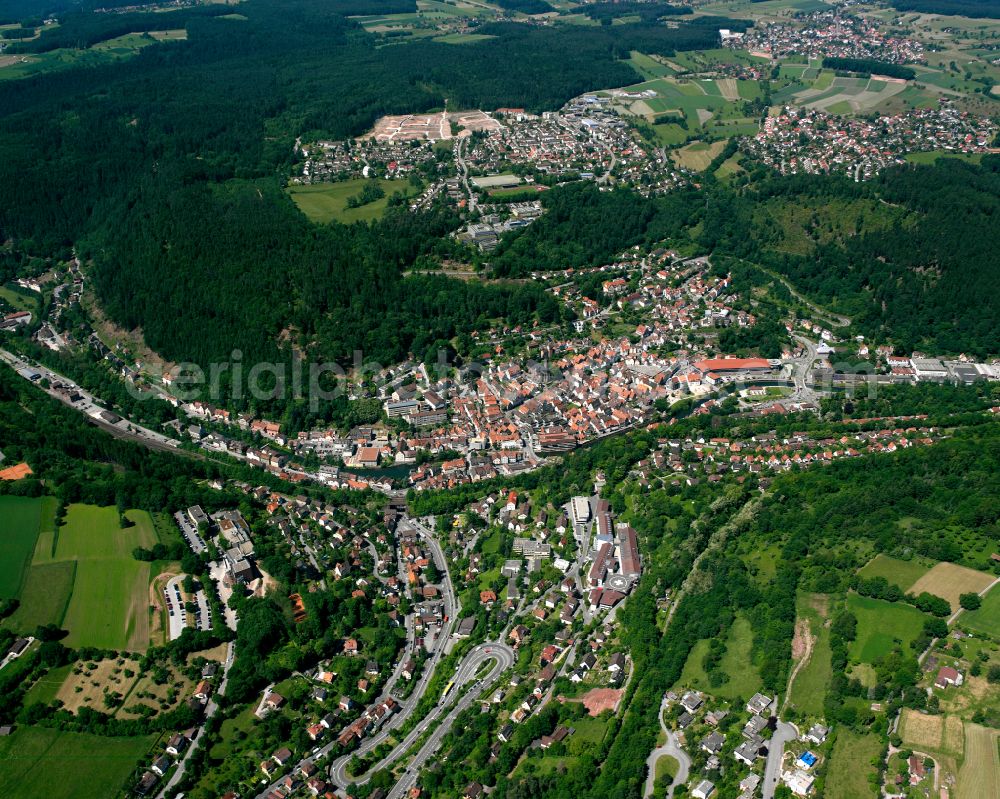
[962,583,1000,639]
[0,496,56,598]
[0,285,38,312]
[29,505,157,650]
[433,32,495,44]
[0,725,155,799]
[2,561,76,632]
[288,179,417,224]
[857,553,932,592]
[673,614,763,699]
[905,151,986,166]
[23,662,73,706]
[628,51,675,80]
[847,593,931,664]
[957,723,1000,799]
[787,593,832,716]
[824,729,882,799]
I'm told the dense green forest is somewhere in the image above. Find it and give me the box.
[576,2,692,24]
[0,0,750,381]
[889,0,1000,18]
[490,182,702,276]
[87,177,561,367]
[821,57,916,79]
[491,159,1000,356]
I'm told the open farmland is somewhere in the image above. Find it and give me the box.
[28,504,158,651]
[900,709,965,756]
[962,584,1000,638]
[847,594,931,663]
[604,76,761,138]
[671,140,727,171]
[857,553,933,591]
[957,723,1000,799]
[288,179,418,225]
[908,562,995,612]
[0,495,56,598]
[2,561,76,632]
[824,728,883,799]
[0,725,155,799]
[786,593,832,716]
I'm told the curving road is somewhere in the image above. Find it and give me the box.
[255,516,459,799]
[330,642,515,794]
[643,695,690,799]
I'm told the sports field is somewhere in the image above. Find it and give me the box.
[847,593,931,664]
[908,562,995,613]
[288,178,417,225]
[856,553,932,591]
[962,583,1000,638]
[0,725,155,799]
[0,495,56,598]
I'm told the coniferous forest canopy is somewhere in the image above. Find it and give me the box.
[2,1,1000,798]
[888,0,1000,19]
[0,0,749,372]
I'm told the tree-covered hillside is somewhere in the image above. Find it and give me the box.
[489,159,1000,357]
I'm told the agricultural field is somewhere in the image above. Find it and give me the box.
[7,504,160,650]
[603,76,761,139]
[856,553,933,592]
[2,561,76,632]
[908,562,995,612]
[701,0,835,20]
[627,51,676,80]
[0,496,56,598]
[40,505,157,650]
[287,179,418,224]
[775,72,911,114]
[899,709,1000,799]
[0,725,155,799]
[433,32,495,44]
[0,29,180,81]
[899,709,965,756]
[671,140,726,171]
[961,583,1000,638]
[823,728,883,799]
[905,151,985,166]
[786,593,832,717]
[673,614,763,700]
[846,594,931,664]
[957,723,1000,799]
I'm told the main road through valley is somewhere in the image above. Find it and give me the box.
[329,642,515,796]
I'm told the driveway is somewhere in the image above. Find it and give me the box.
[762,720,798,799]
